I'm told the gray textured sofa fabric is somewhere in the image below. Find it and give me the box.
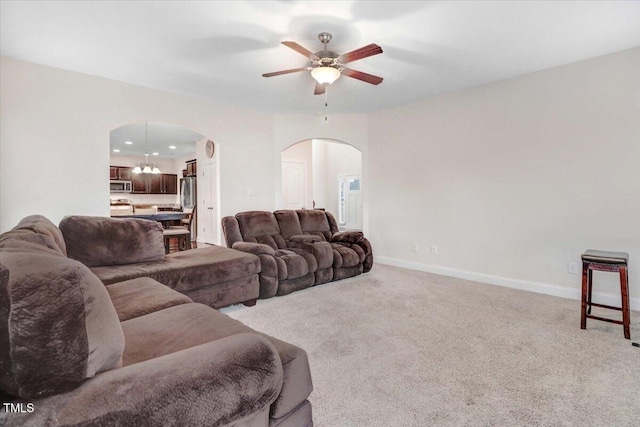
[222,209,373,299]
[0,215,314,426]
[60,215,260,308]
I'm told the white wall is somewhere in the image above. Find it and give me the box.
[281,139,313,209]
[368,47,640,302]
[282,138,362,214]
[312,139,327,209]
[319,140,362,217]
[0,56,275,232]
[273,113,369,232]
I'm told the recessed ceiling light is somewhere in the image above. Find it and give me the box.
[112,149,120,153]
[169,145,176,149]
[152,152,159,156]
[125,141,133,145]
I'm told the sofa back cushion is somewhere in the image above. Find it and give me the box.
[296,210,333,241]
[6,215,68,256]
[274,210,304,239]
[324,211,340,234]
[60,216,165,267]
[0,244,124,399]
[235,211,286,250]
[221,216,244,247]
[0,229,66,256]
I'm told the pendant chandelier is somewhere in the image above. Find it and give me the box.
[132,152,161,174]
[132,122,161,174]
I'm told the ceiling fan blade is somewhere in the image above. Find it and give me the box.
[262,67,309,78]
[314,83,326,95]
[341,68,384,85]
[282,41,320,60]
[338,44,383,64]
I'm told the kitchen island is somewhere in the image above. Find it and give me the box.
[113,212,188,228]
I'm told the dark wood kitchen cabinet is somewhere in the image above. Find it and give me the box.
[130,173,178,194]
[148,174,163,194]
[186,160,197,177]
[162,174,178,194]
[110,166,132,181]
[131,173,148,194]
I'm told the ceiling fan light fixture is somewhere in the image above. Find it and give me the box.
[311,66,341,85]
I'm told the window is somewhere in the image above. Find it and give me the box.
[338,178,346,225]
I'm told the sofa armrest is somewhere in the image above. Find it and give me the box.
[1,334,283,427]
[289,234,322,243]
[232,241,276,256]
[332,231,364,244]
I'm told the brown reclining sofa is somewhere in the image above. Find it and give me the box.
[0,215,314,426]
[222,209,373,299]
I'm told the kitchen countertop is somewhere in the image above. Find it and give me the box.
[113,213,188,221]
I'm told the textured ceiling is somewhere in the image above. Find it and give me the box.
[1,1,639,115]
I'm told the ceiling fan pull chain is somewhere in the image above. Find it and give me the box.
[325,87,329,121]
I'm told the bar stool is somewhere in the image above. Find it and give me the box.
[162,228,191,254]
[581,249,630,339]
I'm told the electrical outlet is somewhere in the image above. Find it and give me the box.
[411,243,419,253]
[431,245,438,255]
[568,262,579,274]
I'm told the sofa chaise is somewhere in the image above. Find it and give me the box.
[0,215,314,426]
[222,209,373,299]
[59,215,261,308]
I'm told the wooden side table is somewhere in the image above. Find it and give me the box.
[580,249,630,339]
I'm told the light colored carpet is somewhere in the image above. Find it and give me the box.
[224,264,640,426]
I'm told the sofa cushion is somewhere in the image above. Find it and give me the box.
[274,210,304,239]
[91,246,260,293]
[0,229,66,257]
[121,303,313,419]
[106,277,192,322]
[236,211,287,250]
[59,216,165,267]
[274,250,311,280]
[0,245,124,399]
[331,243,361,268]
[296,210,332,241]
[9,215,67,255]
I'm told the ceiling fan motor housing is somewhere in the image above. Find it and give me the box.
[314,33,341,69]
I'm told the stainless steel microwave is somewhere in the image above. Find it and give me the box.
[110,180,132,193]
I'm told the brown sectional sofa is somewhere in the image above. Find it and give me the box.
[0,215,314,426]
[59,215,260,308]
[222,209,373,299]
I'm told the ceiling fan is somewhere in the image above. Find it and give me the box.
[262,32,383,95]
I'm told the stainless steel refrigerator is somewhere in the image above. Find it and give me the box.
[180,177,197,210]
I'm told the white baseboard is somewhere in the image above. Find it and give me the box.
[375,256,640,312]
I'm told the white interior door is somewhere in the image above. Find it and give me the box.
[338,174,362,230]
[200,162,218,244]
[282,161,307,209]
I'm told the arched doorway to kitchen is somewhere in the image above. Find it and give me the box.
[109,121,221,245]
[281,138,363,231]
